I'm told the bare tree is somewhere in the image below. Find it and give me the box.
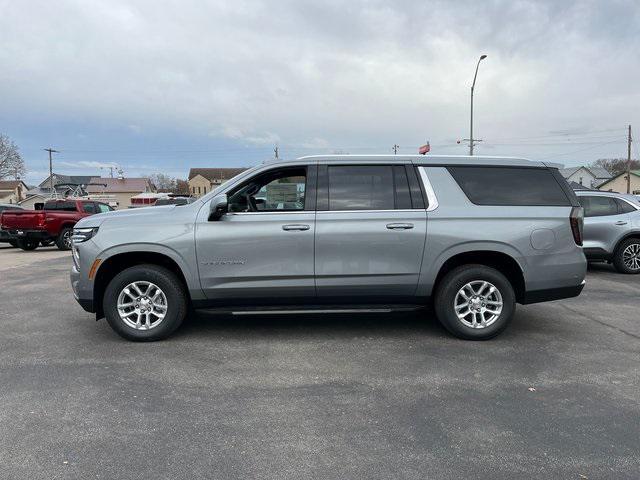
[591,158,640,176]
[0,134,26,180]
[148,173,177,192]
[175,179,190,195]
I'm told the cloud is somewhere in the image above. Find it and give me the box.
[0,0,639,165]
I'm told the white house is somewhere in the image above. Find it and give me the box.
[558,166,611,188]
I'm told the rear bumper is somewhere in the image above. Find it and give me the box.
[522,280,585,304]
[4,229,51,240]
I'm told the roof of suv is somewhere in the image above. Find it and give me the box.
[290,154,547,168]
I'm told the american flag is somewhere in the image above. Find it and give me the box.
[418,142,430,155]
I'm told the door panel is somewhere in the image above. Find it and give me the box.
[196,212,316,300]
[583,214,630,252]
[315,210,427,298]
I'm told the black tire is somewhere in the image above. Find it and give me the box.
[612,238,640,274]
[16,238,39,251]
[434,264,515,340]
[103,264,188,341]
[56,227,73,251]
[8,240,18,248]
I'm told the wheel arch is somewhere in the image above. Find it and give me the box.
[612,231,640,255]
[432,249,526,303]
[93,250,191,319]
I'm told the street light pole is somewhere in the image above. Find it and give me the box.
[469,54,487,156]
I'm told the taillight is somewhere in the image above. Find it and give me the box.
[570,206,584,246]
[37,212,46,228]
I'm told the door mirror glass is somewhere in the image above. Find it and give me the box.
[208,195,228,221]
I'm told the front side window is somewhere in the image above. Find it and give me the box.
[327,165,394,211]
[580,196,619,217]
[97,203,111,213]
[448,166,571,206]
[228,167,307,212]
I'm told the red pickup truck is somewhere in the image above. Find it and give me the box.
[0,199,113,251]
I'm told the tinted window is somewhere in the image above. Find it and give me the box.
[97,203,112,213]
[448,166,571,206]
[83,203,96,214]
[44,201,77,211]
[328,166,394,210]
[580,196,619,217]
[616,198,637,214]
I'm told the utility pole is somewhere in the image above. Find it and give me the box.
[392,144,400,155]
[44,148,59,196]
[627,125,633,194]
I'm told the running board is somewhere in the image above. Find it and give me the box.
[198,304,423,316]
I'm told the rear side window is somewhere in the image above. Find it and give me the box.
[580,196,633,217]
[616,198,637,214]
[83,203,96,214]
[328,166,394,210]
[448,166,571,206]
[44,201,77,211]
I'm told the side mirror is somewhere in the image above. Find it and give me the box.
[208,195,228,221]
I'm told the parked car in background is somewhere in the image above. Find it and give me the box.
[153,196,196,206]
[0,204,24,247]
[576,191,640,273]
[70,155,586,342]
[0,199,113,251]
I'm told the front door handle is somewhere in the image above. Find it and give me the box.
[615,221,628,226]
[282,224,310,231]
[386,223,414,230]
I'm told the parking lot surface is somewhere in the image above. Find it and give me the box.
[0,247,638,479]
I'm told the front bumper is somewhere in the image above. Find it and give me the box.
[70,255,97,313]
[521,280,586,304]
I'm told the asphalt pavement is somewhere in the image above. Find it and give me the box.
[0,245,638,479]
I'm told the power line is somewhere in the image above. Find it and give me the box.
[533,139,622,161]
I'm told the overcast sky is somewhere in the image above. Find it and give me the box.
[1,0,639,184]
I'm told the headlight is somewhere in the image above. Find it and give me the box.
[72,227,99,243]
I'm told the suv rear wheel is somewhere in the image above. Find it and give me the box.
[103,264,188,341]
[612,238,640,274]
[434,264,515,340]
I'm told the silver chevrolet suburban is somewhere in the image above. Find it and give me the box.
[70,155,587,341]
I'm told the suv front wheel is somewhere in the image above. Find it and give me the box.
[434,264,515,340]
[103,265,188,341]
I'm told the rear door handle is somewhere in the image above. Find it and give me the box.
[615,221,628,225]
[282,224,310,231]
[386,223,414,230]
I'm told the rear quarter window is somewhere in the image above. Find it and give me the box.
[447,166,571,206]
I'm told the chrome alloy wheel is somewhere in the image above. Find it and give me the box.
[454,280,503,329]
[622,243,640,271]
[117,281,168,330]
